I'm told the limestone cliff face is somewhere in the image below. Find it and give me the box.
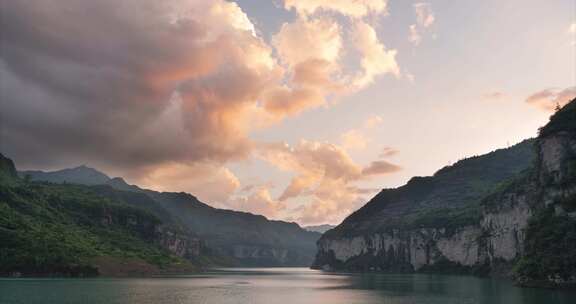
[315,226,484,272]
[314,100,576,285]
[156,227,201,258]
[98,209,201,259]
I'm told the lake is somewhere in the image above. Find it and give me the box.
[1,268,575,304]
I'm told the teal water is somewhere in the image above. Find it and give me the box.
[1,268,575,304]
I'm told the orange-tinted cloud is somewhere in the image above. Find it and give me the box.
[1,0,403,225]
[526,87,576,112]
[283,0,387,18]
[257,140,401,224]
[409,3,435,46]
[340,115,383,150]
[138,162,240,205]
[227,186,286,219]
[351,21,399,88]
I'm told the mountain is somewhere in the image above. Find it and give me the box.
[313,98,576,288]
[0,154,18,182]
[21,165,112,185]
[20,166,321,267]
[305,225,336,233]
[0,155,201,277]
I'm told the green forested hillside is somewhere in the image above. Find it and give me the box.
[23,166,321,267]
[0,154,194,276]
[328,138,536,237]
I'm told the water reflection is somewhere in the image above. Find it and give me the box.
[0,268,575,304]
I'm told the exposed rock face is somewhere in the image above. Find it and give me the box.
[95,205,201,259]
[315,226,486,272]
[313,99,576,288]
[156,227,201,258]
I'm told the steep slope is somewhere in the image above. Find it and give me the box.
[313,98,576,288]
[313,139,536,272]
[23,168,321,266]
[0,154,201,277]
[149,191,321,266]
[0,154,18,183]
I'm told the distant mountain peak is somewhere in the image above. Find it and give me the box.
[20,165,111,186]
[305,224,336,233]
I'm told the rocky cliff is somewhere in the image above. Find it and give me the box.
[314,99,576,288]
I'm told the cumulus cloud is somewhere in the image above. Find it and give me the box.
[408,3,435,46]
[227,186,286,219]
[352,21,399,87]
[0,0,402,222]
[0,0,281,173]
[525,87,576,112]
[265,0,399,118]
[283,0,387,18]
[257,140,400,224]
[138,162,241,204]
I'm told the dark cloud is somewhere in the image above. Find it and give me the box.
[0,0,278,175]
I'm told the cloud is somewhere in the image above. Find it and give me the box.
[0,0,282,174]
[0,0,403,224]
[363,115,384,129]
[341,130,369,150]
[408,3,435,46]
[525,87,576,112]
[340,115,383,150]
[227,186,286,219]
[138,162,241,204]
[257,140,401,224]
[379,147,399,158]
[283,0,387,18]
[351,21,400,87]
[362,160,401,176]
[273,17,342,68]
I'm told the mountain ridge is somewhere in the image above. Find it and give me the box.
[18,164,320,267]
[313,98,576,288]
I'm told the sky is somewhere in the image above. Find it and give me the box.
[0,0,575,225]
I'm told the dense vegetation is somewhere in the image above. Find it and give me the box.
[328,139,536,237]
[24,165,321,267]
[513,207,576,287]
[0,156,189,276]
[539,98,576,137]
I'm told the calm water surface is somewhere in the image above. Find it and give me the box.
[1,268,575,304]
